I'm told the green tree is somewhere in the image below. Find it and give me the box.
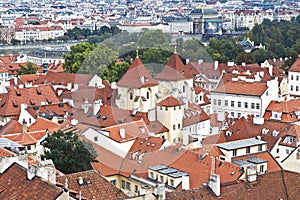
[18,62,38,75]
[78,43,118,76]
[63,42,95,73]
[137,30,171,48]
[101,61,130,82]
[252,49,275,64]
[236,52,256,65]
[43,130,97,174]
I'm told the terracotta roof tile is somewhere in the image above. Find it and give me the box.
[183,102,210,127]
[288,58,300,72]
[117,57,159,88]
[0,163,63,200]
[28,118,60,133]
[0,147,15,157]
[166,170,300,200]
[56,170,127,200]
[157,96,185,107]
[0,119,23,135]
[155,53,188,81]
[213,80,268,96]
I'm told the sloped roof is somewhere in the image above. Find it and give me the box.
[0,85,60,117]
[183,102,210,127]
[117,57,159,88]
[13,132,37,146]
[0,163,63,200]
[0,119,23,135]
[166,170,300,200]
[289,58,300,72]
[28,118,60,133]
[155,53,188,81]
[56,170,127,200]
[212,81,267,96]
[157,96,185,107]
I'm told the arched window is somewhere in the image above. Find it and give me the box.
[130,91,134,100]
[146,91,149,99]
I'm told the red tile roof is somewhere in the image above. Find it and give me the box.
[157,96,185,107]
[0,85,60,117]
[155,53,188,81]
[13,132,37,146]
[212,80,267,96]
[183,102,210,127]
[288,58,300,72]
[28,118,60,133]
[0,163,63,200]
[166,170,300,200]
[0,119,23,135]
[127,137,166,157]
[117,57,159,88]
[56,170,127,200]
[0,147,15,157]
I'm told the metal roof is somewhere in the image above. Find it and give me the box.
[247,156,267,164]
[168,171,189,178]
[148,164,168,171]
[0,138,23,148]
[232,160,252,167]
[159,167,178,175]
[217,138,267,150]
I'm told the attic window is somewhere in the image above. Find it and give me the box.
[36,88,41,95]
[30,100,35,105]
[15,89,21,96]
[46,99,52,104]
[1,102,6,108]
[12,101,18,108]
[102,115,108,121]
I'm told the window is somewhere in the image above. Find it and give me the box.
[160,106,162,110]
[297,76,299,81]
[291,75,294,80]
[27,145,31,151]
[170,179,174,187]
[266,91,268,96]
[146,91,150,99]
[130,91,133,100]
[231,101,234,107]
[165,107,168,111]
[251,103,255,109]
[160,175,164,182]
[276,148,279,153]
[244,102,248,108]
[297,86,299,92]
[225,100,228,106]
[286,149,290,154]
[238,113,241,118]
[259,165,264,173]
[150,172,154,179]
[126,182,131,191]
[231,112,234,118]
[135,185,139,193]
[213,99,216,105]
[183,85,185,93]
[173,125,176,130]
[256,103,260,110]
[258,144,262,151]
[246,147,250,154]
[94,136,98,141]
[110,180,116,185]
[233,149,237,157]
[291,85,294,91]
[238,101,241,108]
[218,99,221,106]
[178,124,180,129]
[121,180,125,189]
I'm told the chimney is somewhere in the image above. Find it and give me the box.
[208,174,220,197]
[242,62,246,66]
[120,128,126,140]
[214,60,219,70]
[186,59,190,64]
[269,65,273,76]
[246,165,257,182]
[93,100,102,115]
[78,177,84,185]
[182,175,190,190]
[198,59,203,64]
[148,109,156,122]
[22,119,28,132]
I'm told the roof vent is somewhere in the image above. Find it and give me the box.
[78,177,83,185]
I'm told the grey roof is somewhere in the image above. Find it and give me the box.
[0,138,23,148]
[247,157,267,164]
[148,164,168,171]
[232,160,252,167]
[217,138,267,150]
[159,167,178,175]
[168,171,189,178]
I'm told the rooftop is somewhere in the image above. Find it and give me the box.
[217,138,267,151]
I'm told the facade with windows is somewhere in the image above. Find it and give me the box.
[210,79,278,121]
[288,58,300,97]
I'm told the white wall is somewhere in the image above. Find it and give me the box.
[82,128,135,158]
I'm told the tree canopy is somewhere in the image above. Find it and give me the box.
[43,130,97,174]
[18,62,38,75]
